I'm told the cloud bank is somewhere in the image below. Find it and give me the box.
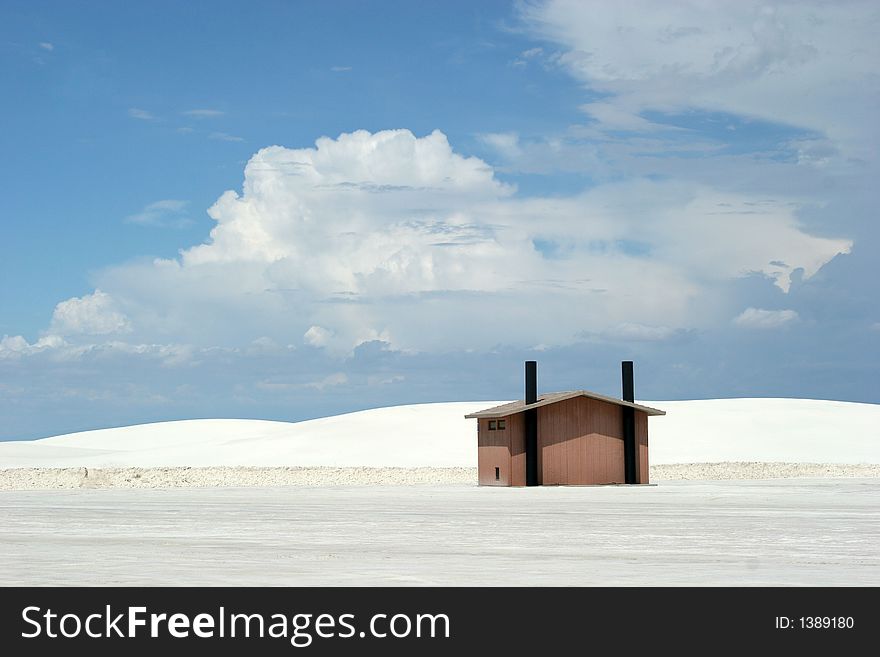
[3,128,848,359]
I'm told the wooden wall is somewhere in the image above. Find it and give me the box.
[507,413,526,487]
[636,410,649,484]
[477,418,510,486]
[537,396,626,485]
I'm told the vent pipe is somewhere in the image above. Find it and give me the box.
[525,360,537,405]
[525,361,538,486]
[622,361,634,403]
[622,360,637,484]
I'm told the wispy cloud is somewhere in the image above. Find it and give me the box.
[330,66,352,72]
[305,372,348,390]
[209,132,245,142]
[38,42,54,52]
[182,109,225,118]
[125,199,191,228]
[511,46,543,67]
[128,108,155,121]
[601,322,678,342]
[519,0,879,163]
[733,308,799,329]
[478,132,522,159]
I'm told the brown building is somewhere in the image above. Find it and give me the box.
[465,361,665,486]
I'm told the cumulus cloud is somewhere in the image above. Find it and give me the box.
[50,290,131,336]
[38,42,54,52]
[0,334,65,360]
[66,128,846,354]
[733,308,799,329]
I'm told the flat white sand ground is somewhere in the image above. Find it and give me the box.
[1,480,877,586]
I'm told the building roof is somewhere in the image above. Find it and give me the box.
[464,390,666,419]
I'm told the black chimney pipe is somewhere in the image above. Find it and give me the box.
[622,361,634,403]
[525,361,538,486]
[622,361,637,484]
[525,360,537,405]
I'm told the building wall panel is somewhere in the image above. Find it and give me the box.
[636,410,649,484]
[508,413,526,487]
[537,397,626,485]
[478,418,511,486]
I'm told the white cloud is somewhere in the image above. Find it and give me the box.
[182,109,224,118]
[632,188,851,293]
[733,308,799,329]
[306,372,348,390]
[304,326,333,348]
[787,138,838,168]
[38,42,54,52]
[521,0,880,162]
[478,132,522,159]
[512,47,545,67]
[50,290,131,336]
[209,132,245,142]
[330,66,352,72]
[367,374,405,386]
[16,129,846,356]
[125,199,190,227]
[579,101,672,132]
[0,332,194,366]
[248,336,282,353]
[0,335,28,352]
[602,323,677,342]
[128,108,155,121]
[182,129,512,268]
[0,335,33,359]
[0,334,67,360]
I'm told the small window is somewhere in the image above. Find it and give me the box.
[495,467,500,481]
[497,419,506,430]
[488,420,497,430]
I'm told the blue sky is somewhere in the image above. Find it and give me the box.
[1,0,878,440]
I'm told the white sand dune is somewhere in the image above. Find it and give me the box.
[1,398,878,470]
[650,398,880,464]
[0,403,496,469]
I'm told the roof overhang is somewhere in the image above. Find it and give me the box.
[464,390,666,419]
